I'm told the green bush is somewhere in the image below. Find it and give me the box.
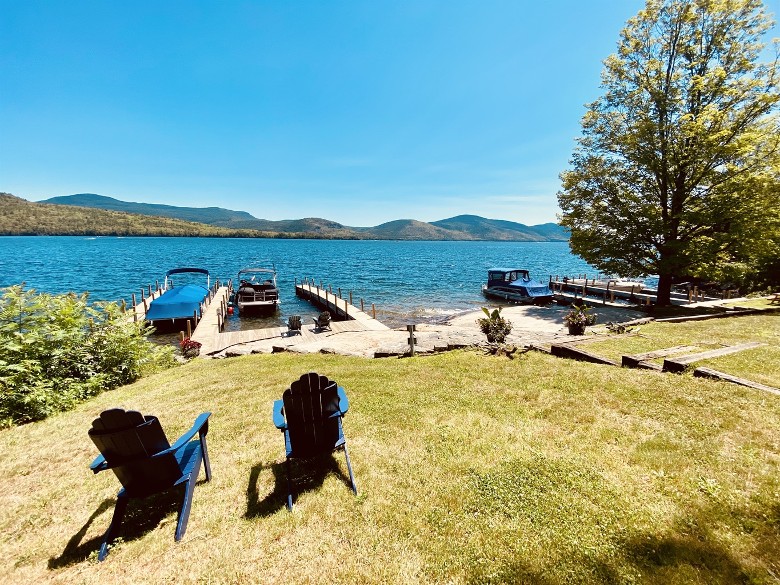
[476,307,513,344]
[0,285,176,427]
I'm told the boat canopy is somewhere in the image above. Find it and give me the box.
[487,269,531,283]
[164,267,210,290]
[145,284,209,321]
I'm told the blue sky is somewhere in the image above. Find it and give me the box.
[2,1,778,227]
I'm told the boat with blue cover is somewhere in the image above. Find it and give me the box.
[482,268,553,304]
[145,267,211,328]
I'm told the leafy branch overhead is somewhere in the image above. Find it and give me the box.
[558,0,780,303]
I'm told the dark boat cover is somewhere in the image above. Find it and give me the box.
[146,284,209,321]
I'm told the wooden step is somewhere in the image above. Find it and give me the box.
[662,343,764,373]
[622,345,698,368]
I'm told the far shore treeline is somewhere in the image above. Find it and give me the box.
[0,193,569,241]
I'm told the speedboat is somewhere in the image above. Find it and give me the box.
[234,267,279,315]
[482,269,553,304]
[145,267,211,329]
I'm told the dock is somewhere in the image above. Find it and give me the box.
[294,279,389,331]
[548,274,733,307]
[183,279,388,356]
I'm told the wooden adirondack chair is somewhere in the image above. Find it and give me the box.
[287,315,302,335]
[88,408,212,561]
[312,311,332,331]
[272,372,357,510]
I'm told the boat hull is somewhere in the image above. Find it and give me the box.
[482,285,553,304]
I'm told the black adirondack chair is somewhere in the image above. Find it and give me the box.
[287,315,302,335]
[272,372,357,510]
[88,408,212,561]
[312,311,332,331]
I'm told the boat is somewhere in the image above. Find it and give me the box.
[234,267,279,314]
[482,269,553,304]
[145,267,211,330]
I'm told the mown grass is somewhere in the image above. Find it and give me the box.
[1,346,779,584]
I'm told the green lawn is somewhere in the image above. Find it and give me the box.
[1,347,779,584]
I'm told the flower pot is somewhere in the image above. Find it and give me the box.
[567,323,586,335]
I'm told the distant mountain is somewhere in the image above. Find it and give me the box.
[35,193,568,241]
[0,193,272,238]
[40,194,257,225]
[369,219,468,240]
[431,215,568,241]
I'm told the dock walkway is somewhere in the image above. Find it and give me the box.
[191,280,388,356]
[295,281,389,331]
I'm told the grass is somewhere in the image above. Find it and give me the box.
[1,343,779,583]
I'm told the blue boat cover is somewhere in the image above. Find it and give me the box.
[146,285,209,321]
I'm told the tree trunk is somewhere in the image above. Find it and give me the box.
[656,273,673,306]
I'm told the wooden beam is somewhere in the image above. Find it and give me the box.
[693,367,780,396]
[550,344,619,366]
[662,342,764,373]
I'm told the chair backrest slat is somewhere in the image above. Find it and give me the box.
[283,373,341,457]
[89,409,179,495]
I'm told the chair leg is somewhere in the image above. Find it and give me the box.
[176,459,201,541]
[200,435,212,482]
[342,443,358,495]
[285,457,294,511]
[99,491,130,561]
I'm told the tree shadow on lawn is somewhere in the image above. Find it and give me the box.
[620,498,778,583]
[49,484,194,568]
[245,456,353,518]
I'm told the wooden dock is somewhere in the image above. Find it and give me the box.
[188,279,388,356]
[549,276,725,307]
[294,280,389,331]
[190,286,232,353]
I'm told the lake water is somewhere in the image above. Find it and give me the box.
[0,236,597,329]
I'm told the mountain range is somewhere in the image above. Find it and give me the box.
[37,193,568,241]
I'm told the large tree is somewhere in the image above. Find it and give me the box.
[558,0,780,304]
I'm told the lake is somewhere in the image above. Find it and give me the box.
[0,236,597,329]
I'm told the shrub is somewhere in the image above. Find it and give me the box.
[476,307,513,344]
[0,285,176,427]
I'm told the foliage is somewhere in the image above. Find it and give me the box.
[476,306,513,343]
[558,0,780,304]
[563,304,597,327]
[0,285,175,427]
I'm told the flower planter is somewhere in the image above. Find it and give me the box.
[567,323,586,335]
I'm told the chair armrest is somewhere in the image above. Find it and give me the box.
[273,400,286,430]
[90,453,108,474]
[337,386,350,415]
[163,412,212,455]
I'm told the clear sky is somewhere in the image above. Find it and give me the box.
[2,1,778,227]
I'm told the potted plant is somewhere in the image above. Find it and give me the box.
[180,337,202,359]
[477,307,512,344]
[563,304,596,335]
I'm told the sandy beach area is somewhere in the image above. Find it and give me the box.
[217,303,646,359]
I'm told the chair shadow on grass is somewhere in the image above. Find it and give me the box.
[245,456,354,518]
[48,484,194,568]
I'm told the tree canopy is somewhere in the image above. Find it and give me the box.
[558,0,780,303]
